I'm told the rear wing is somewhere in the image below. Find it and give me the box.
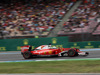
[21,45,30,52]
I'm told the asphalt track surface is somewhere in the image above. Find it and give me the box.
[0,49,100,75]
[0,49,100,62]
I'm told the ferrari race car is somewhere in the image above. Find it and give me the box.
[21,45,89,59]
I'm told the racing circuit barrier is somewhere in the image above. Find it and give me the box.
[68,41,100,49]
[0,37,68,51]
[0,36,100,51]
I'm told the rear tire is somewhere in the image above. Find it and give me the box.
[67,49,78,57]
[23,51,32,59]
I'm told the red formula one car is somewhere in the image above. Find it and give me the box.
[21,45,89,59]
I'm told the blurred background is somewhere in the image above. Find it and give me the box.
[0,1,100,74]
[0,0,100,42]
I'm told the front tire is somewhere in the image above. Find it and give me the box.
[67,49,78,57]
[23,51,32,59]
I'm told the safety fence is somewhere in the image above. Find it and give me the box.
[0,37,100,51]
[0,37,68,51]
[68,41,100,49]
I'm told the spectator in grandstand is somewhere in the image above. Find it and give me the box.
[62,0,99,33]
[0,0,76,38]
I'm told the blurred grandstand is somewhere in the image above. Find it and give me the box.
[57,0,100,42]
[0,0,100,42]
[0,0,75,38]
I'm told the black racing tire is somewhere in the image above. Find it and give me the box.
[67,49,78,57]
[23,51,32,59]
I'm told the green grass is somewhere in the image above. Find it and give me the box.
[0,60,100,73]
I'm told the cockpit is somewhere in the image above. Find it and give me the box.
[35,45,57,50]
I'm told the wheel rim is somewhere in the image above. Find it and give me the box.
[25,53,29,57]
[23,52,31,59]
[68,50,75,56]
